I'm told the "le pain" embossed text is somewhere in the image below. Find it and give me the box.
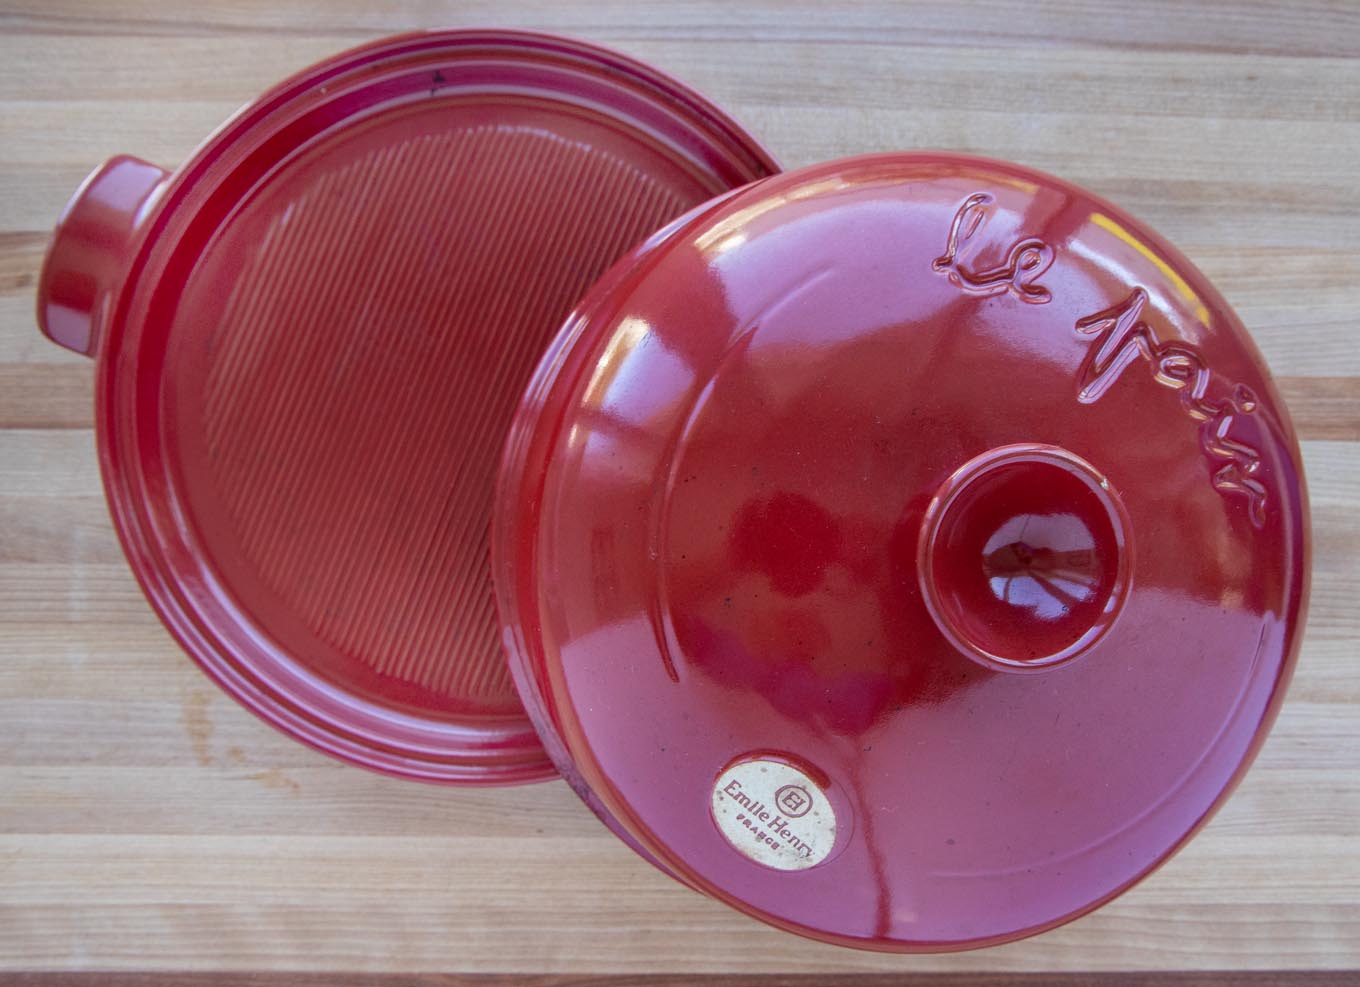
[933,193,1268,527]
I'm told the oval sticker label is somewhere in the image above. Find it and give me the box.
[710,758,836,870]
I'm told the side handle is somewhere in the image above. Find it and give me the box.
[36,155,170,358]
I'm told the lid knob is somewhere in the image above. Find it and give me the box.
[917,443,1131,673]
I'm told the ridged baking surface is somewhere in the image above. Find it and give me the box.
[197,124,688,714]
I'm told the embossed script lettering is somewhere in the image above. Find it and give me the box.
[932,191,1269,527]
[1075,288,1267,527]
[932,192,1054,303]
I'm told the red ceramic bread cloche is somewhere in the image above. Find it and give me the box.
[494,152,1309,950]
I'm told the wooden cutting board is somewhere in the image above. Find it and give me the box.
[1,1,1356,982]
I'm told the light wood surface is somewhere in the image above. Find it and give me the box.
[1,0,1357,978]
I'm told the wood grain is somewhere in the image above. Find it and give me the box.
[1,0,1357,978]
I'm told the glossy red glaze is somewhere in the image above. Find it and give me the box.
[496,154,1309,947]
[37,155,169,356]
[918,443,1131,673]
[36,30,776,784]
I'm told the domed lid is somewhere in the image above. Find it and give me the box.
[495,153,1309,944]
[37,30,776,784]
